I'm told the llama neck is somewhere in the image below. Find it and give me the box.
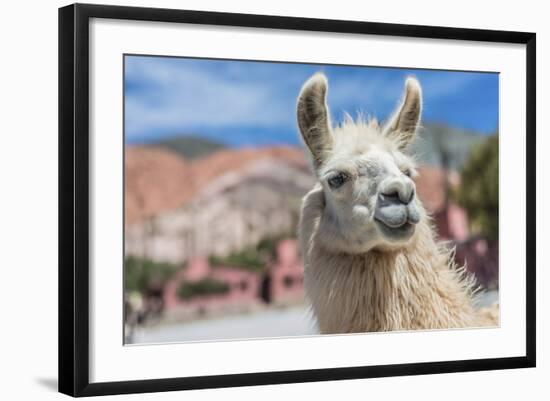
[305,219,479,333]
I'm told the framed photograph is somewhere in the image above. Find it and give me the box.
[58,3,536,397]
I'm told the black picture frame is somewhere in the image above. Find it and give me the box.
[58,3,536,397]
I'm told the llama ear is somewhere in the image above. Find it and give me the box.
[383,77,422,149]
[297,73,333,169]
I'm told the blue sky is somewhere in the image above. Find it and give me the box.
[124,55,499,147]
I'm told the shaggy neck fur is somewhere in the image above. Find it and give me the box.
[299,187,496,333]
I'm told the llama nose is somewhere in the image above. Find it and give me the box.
[379,179,415,205]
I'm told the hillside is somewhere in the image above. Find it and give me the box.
[125,145,309,226]
[142,123,490,170]
[153,135,226,159]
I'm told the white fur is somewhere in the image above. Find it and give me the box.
[296,73,498,333]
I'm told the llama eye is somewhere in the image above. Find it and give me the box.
[327,173,348,189]
[402,169,412,177]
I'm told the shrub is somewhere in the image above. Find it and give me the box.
[177,278,230,300]
[209,247,265,272]
[208,235,294,272]
[124,256,178,294]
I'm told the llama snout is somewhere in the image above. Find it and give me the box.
[379,176,415,205]
[374,178,419,228]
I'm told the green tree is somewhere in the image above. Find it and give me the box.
[124,256,179,294]
[454,134,499,240]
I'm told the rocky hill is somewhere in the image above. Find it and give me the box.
[125,145,309,226]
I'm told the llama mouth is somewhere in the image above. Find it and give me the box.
[374,204,419,227]
[374,204,418,240]
[374,200,420,229]
[375,217,416,240]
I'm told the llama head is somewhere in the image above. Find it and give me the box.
[297,73,423,253]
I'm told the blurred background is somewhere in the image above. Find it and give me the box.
[123,55,499,344]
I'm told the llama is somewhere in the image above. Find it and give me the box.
[296,73,498,334]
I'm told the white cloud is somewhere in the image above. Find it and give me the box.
[125,57,296,139]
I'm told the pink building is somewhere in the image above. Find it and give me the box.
[261,239,304,304]
[415,165,498,289]
[163,258,261,314]
[162,238,305,318]
[455,237,499,290]
[434,202,469,241]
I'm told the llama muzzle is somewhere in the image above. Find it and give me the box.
[374,190,420,229]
